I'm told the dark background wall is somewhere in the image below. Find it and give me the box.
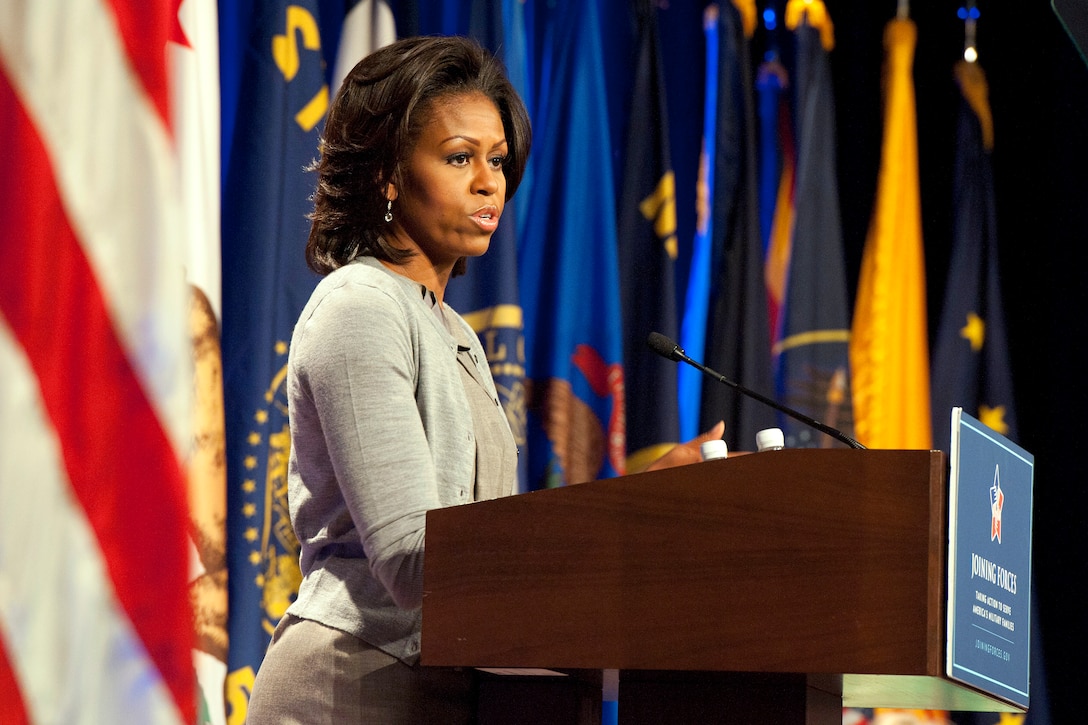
[658,1,1088,719]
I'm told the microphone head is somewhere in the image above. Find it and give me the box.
[646,332,683,361]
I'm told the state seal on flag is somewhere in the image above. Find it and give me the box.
[239,340,302,636]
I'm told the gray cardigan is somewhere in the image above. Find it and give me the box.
[283,256,515,664]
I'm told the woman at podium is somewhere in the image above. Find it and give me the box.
[246,34,719,723]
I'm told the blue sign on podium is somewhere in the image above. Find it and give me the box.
[946,408,1034,708]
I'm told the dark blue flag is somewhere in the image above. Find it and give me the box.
[518,0,626,487]
[931,62,1016,449]
[935,60,1051,725]
[219,1,332,718]
[774,5,855,448]
[617,0,681,470]
[698,2,776,451]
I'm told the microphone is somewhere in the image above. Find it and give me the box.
[646,332,866,450]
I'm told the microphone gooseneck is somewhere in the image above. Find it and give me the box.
[646,332,866,450]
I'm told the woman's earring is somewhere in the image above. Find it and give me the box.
[384,200,393,223]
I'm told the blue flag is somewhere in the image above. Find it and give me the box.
[518,0,626,487]
[617,0,680,470]
[698,2,776,451]
[678,8,721,442]
[935,61,1051,725]
[774,6,855,448]
[219,1,331,718]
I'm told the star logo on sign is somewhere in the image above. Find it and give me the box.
[990,465,1004,543]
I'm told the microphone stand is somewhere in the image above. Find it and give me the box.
[647,332,866,450]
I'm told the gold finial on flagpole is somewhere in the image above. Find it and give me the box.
[784,0,835,51]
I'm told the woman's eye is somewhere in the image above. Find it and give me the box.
[448,153,470,165]
[489,155,506,169]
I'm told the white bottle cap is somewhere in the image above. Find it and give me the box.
[755,427,785,452]
[700,439,729,461]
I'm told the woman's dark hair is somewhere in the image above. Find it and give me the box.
[306,35,532,275]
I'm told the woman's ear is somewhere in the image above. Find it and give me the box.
[384,182,398,202]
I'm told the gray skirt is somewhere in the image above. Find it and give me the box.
[246,615,476,724]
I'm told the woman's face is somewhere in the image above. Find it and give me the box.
[387,91,508,272]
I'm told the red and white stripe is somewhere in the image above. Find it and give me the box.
[0,1,194,723]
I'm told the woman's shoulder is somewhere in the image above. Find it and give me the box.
[294,259,413,337]
[307,258,413,310]
[323,256,403,292]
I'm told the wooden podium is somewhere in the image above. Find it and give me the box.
[422,450,1026,723]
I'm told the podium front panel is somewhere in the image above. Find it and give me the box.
[422,449,947,676]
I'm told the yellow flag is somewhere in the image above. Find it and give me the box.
[849,18,932,449]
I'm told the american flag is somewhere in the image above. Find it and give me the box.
[0,1,196,722]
